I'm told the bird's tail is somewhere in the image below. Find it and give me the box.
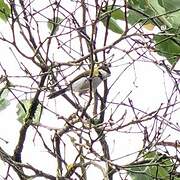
[48,87,68,99]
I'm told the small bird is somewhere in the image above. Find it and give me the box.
[48,65,111,99]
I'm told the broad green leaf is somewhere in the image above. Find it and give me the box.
[128,10,153,27]
[143,151,158,160]
[147,0,166,15]
[154,32,180,65]
[144,151,174,171]
[101,16,123,34]
[128,0,148,9]
[129,166,153,180]
[0,88,10,111]
[128,1,156,28]
[128,0,180,62]
[147,0,172,28]
[128,0,180,30]
[47,17,63,34]
[100,6,124,34]
[159,0,180,11]
[0,0,10,22]
[104,5,125,20]
[150,166,168,178]
[128,10,144,26]
[129,164,170,180]
[16,99,43,125]
[129,165,169,180]
[128,151,174,180]
[158,0,180,28]
[0,88,8,98]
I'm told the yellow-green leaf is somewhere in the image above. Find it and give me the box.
[16,99,43,125]
[47,17,63,34]
[0,88,10,111]
[0,0,10,22]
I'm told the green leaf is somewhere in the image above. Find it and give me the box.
[158,0,180,28]
[104,5,125,20]
[0,88,10,111]
[47,17,63,34]
[0,0,10,22]
[128,0,180,29]
[128,151,175,180]
[101,17,123,34]
[154,31,180,65]
[127,1,156,28]
[128,0,180,63]
[16,99,43,125]
[159,0,180,12]
[129,166,159,180]
[100,6,124,34]
[147,0,172,28]
[128,0,146,9]
[128,10,142,26]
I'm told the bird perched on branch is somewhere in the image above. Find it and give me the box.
[48,65,111,99]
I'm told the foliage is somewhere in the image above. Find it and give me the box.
[47,17,63,34]
[0,88,10,111]
[0,0,10,22]
[0,0,180,180]
[128,151,179,180]
[100,6,124,34]
[16,99,42,125]
[100,0,180,65]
